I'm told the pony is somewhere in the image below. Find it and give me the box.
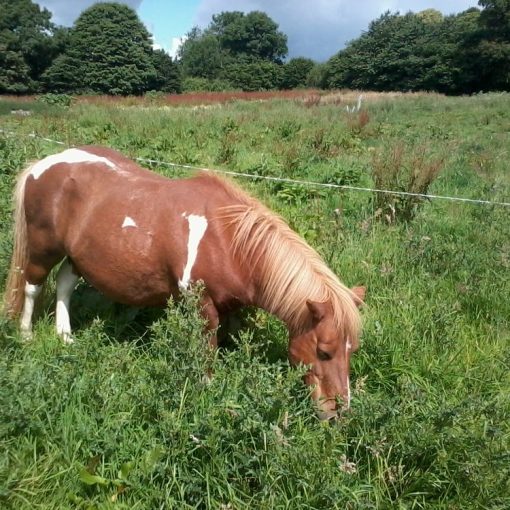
[3,146,364,419]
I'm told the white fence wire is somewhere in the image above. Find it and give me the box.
[1,128,509,208]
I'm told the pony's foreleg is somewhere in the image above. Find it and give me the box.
[55,258,79,344]
[199,295,219,382]
[20,282,42,338]
[200,294,219,349]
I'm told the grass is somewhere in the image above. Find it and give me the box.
[0,91,509,509]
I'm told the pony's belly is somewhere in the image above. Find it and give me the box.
[79,265,176,307]
[67,218,180,306]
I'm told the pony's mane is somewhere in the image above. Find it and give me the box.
[201,173,361,341]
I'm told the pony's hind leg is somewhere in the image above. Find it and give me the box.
[20,282,42,339]
[55,258,80,344]
[20,258,56,339]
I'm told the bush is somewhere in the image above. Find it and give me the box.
[222,60,284,91]
[36,93,73,107]
[371,143,444,222]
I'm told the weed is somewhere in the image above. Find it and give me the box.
[371,143,444,222]
[37,93,73,107]
[346,109,370,135]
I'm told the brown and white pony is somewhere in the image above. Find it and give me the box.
[3,146,364,419]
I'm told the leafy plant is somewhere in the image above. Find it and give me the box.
[371,143,444,222]
[36,92,73,107]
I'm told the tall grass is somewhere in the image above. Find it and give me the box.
[0,92,509,509]
[372,143,445,222]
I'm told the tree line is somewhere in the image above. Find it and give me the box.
[0,0,508,96]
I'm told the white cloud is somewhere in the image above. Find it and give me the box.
[150,36,186,59]
[195,0,478,61]
[169,36,187,59]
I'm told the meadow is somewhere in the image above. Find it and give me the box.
[0,91,509,509]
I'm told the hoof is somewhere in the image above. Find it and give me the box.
[59,332,74,344]
[201,373,213,385]
[20,329,33,342]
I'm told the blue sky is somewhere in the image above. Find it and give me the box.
[138,0,201,57]
[38,0,479,61]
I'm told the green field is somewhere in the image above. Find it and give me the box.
[1,92,509,509]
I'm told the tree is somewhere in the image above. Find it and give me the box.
[479,0,510,39]
[149,49,181,93]
[222,58,283,91]
[281,57,315,89]
[44,2,157,95]
[306,63,328,88]
[476,0,510,90]
[416,8,443,24]
[0,0,59,93]
[325,10,483,94]
[177,10,288,90]
[442,9,483,93]
[209,11,288,63]
[177,27,226,79]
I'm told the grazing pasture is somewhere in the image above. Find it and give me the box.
[0,91,509,509]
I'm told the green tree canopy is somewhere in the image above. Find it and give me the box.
[223,58,284,91]
[476,0,510,90]
[0,0,60,93]
[209,11,288,63]
[44,2,158,95]
[177,27,225,80]
[149,49,181,93]
[281,57,316,89]
[177,10,288,90]
[324,9,486,94]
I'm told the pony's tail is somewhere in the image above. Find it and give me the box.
[3,166,32,318]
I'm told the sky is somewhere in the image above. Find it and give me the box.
[38,0,479,61]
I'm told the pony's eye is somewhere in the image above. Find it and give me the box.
[317,348,332,361]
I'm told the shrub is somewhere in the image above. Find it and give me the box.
[36,93,73,107]
[371,143,444,222]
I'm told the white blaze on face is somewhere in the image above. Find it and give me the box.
[178,214,208,290]
[29,148,116,180]
[122,216,137,228]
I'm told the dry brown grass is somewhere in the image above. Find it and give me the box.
[319,90,442,106]
[1,89,445,110]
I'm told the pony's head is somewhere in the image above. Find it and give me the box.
[289,286,365,420]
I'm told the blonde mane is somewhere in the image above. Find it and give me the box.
[205,174,361,341]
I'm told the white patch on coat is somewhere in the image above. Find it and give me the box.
[122,216,137,228]
[30,148,116,180]
[178,214,208,290]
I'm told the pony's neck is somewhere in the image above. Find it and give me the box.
[247,255,313,336]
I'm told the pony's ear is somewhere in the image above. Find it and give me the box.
[351,286,366,307]
[306,299,329,322]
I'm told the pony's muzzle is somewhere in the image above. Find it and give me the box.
[317,408,338,421]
